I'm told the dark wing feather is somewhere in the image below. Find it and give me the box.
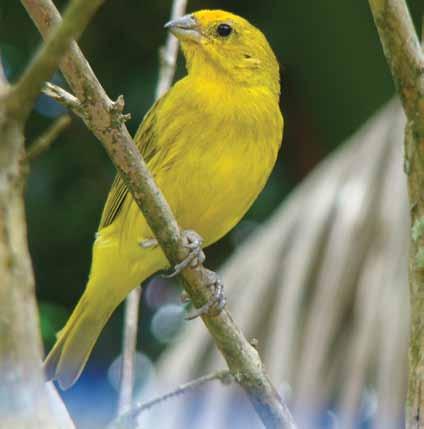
[98,98,162,229]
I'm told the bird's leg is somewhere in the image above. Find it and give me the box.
[141,230,226,318]
[161,230,206,278]
[185,269,226,320]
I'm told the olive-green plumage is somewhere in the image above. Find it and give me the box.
[44,9,283,389]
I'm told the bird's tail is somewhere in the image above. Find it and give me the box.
[44,281,124,390]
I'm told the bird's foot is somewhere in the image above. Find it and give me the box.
[185,269,226,320]
[162,230,205,278]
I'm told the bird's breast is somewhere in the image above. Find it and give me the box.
[154,98,282,246]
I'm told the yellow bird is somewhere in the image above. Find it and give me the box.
[45,9,283,389]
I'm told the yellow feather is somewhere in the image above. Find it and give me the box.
[44,9,284,389]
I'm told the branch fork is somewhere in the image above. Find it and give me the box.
[43,82,84,118]
[110,94,131,125]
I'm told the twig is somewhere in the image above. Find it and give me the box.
[156,0,188,99]
[23,1,297,428]
[134,370,232,414]
[42,82,84,118]
[368,0,424,126]
[118,0,188,416]
[110,370,232,429]
[26,114,71,161]
[9,0,104,121]
[368,1,424,428]
[117,287,142,416]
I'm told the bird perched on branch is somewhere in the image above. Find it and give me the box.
[45,9,283,389]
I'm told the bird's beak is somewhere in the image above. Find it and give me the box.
[164,14,201,42]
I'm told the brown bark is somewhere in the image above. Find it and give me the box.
[368,1,424,428]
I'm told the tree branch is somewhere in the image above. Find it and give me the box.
[42,82,84,118]
[155,0,188,99]
[118,0,188,416]
[110,370,232,428]
[368,0,424,130]
[24,1,297,427]
[9,0,104,121]
[26,114,71,161]
[368,2,424,428]
[117,287,142,416]
[0,0,104,427]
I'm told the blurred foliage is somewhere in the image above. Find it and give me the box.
[0,0,422,424]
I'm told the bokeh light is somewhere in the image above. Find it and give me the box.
[108,352,155,396]
[150,304,186,344]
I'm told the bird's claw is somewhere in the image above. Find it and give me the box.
[162,230,205,278]
[185,270,226,320]
[149,229,225,318]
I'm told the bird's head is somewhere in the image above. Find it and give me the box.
[165,10,280,96]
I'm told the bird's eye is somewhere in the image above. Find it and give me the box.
[216,23,233,37]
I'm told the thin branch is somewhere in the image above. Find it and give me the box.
[156,0,188,99]
[135,370,232,414]
[26,114,71,161]
[118,0,188,416]
[368,0,424,129]
[24,1,297,427]
[42,82,84,118]
[117,287,142,416]
[368,2,424,429]
[110,370,232,429]
[9,0,104,121]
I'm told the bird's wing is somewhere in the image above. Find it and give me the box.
[98,98,162,229]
